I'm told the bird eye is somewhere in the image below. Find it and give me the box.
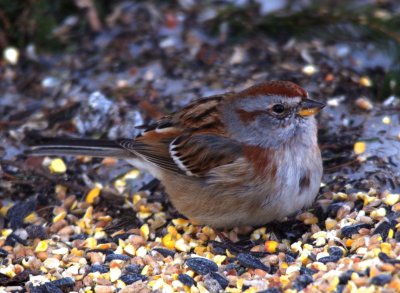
[271,104,285,114]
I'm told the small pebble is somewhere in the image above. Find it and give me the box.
[43,258,60,269]
[3,47,19,64]
[203,274,223,292]
[355,97,373,111]
[359,76,372,87]
[302,65,317,75]
[257,288,281,293]
[382,116,391,124]
[93,285,114,293]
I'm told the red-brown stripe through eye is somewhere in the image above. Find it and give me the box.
[236,109,266,123]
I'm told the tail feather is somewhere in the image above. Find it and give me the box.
[28,137,132,158]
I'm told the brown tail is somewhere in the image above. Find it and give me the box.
[28,137,131,158]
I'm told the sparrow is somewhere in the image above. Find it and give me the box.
[30,81,325,228]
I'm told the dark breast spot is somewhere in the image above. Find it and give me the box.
[299,170,311,195]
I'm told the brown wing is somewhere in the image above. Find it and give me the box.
[118,93,240,176]
[143,93,232,134]
[118,127,184,174]
[169,134,243,176]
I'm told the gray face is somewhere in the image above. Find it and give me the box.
[223,95,317,148]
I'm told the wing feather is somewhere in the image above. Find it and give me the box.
[118,93,238,176]
[169,135,243,176]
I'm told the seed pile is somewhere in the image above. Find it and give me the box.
[0,163,399,292]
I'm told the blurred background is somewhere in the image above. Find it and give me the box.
[1,0,399,199]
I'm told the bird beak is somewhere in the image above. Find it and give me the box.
[298,99,326,117]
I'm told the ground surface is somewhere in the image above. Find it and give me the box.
[0,1,399,292]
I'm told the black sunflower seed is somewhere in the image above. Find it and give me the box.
[44,282,63,293]
[105,253,131,262]
[186,257,218,275]
[90,264,108,273]
[293,274,313,291]
[328,246,343,257]
[152,247,176,258]
[318,255,341,264]
[336,263,365,284]
[26,225,48,240]
[6,198,37,229]
[318,246,343,263]
[50,277,75,288]
[378,252,400,264]
[209,271,229,289]
[125,264,142,274]
[370,274,392,286]
[120,273,147,285]
[300,267,317,276]
[341,223,371,238]
[237,253,270,272]
[178,273,195,287]
[0,248,8,257]
[373,220,392,240]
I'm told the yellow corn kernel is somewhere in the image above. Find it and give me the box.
[280,275,290,287]
[49,158,67,173]
[83,206,93,220]
[140,224,150,240]
[381,242,392,254]
[84,237,97,249]
[133,194,142,205]
[384,193,399,206]
[172,218,190,227]
[53,211,67,223]
[265,241,279,253]
[359,76,372,87]
[354,142,366,154]
[162,234,176,250]
[35,240,48,252]
[86,187,101,204]
[24,212,38,224]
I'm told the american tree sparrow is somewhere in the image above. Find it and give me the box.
[30,81,325,228]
